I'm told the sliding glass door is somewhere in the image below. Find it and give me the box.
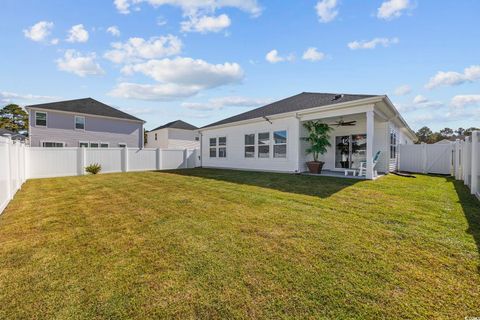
[335,134,367,169]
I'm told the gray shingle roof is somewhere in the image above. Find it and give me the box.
[25,98,144,122]
[150,120,198,131]
[202,92,380,128]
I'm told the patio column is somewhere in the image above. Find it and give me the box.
[366,110,374,179]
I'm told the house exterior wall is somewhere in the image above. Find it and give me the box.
[201,117,300,172]
[145,128,199,149]
[28,108,144,148]
[145,129,169,148]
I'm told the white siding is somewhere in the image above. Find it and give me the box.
[201,117,300,172]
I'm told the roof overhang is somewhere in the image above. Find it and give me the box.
[25,106,146,124]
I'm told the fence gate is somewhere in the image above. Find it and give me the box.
[399,143,453,175]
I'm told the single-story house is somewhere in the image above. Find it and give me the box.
[198,92,417,179]
[25,98,145,148]
[145,120,199,149]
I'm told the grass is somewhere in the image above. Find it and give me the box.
[0,169,479,319]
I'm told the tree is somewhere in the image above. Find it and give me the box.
[0,104,29,132]
[439,127,454,138]
[464,127,480,137]
[416,126,433,143]
[456,127,465,137]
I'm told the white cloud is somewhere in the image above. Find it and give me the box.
[111,57,244,100]
[315,0,339,23]
[0,91,58,104]
[348,37,399,50]
[302,47,326,62]
[181,14,231,33]
[66,24,89,43]
[451,95,480,109]
[114,0,131,14]
[394,84,411,96]
[413,95,428,104]
[104,35,182,64]
[113,0,262,17]
[121,57,243,86]
[265,49,294,63]
[109,83,202,100]
[377,0,411,20]
[56,50,105,77]
[23,21,54,42]
[107,26,121,37]
[425,65,480,89]
[182,96,273,111]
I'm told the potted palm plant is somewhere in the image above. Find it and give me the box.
[302,121,332,174]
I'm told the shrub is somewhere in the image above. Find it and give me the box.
[85,163,101,175]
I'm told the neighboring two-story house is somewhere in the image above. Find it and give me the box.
[145,120,199,149]
[26,98,144,148]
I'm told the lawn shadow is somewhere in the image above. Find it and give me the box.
[161,168,360,199]
[452,179,480,273]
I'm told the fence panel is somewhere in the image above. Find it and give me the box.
[161,149,186,169]
[129,148,157,171]
[399,143,452,175]
[28,147,78,179]
[0,137,11,213]
[0,137,26,214]
[86,148,123,173]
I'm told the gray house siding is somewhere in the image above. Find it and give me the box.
[29,108,143,148]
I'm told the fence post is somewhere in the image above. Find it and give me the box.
[122,147,129,172]
[183,149,188,169]
[5,137,12,200]
[156,148,162,170]
[471,131,479,195]
[78,147,86,175]
[421,143,427,174]
[454,140,461,180]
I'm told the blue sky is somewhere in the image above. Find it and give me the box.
[1,0,479,131]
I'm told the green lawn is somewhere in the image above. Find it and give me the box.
[0,169,479,319]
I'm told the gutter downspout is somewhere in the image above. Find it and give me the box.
[199,131,203,168]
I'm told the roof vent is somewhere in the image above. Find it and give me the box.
[332,94,344,101]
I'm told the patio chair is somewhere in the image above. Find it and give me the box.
[358,151,381,177]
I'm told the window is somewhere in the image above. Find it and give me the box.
[90,142,99,148]
[209,137,226,158]
[244,134,255,158]
[258,132,270,158]
[35,112,47,127]
[155,133,158,141]
[79,142,88,148]
[75,116,85,130]
[118,143,127,148]
[42,142,64,147]
[100,143,109,148]
[195,136,200,141]
[209,138,217,157]
[218,137,227,158]
[273,130,287,158]
[390,130,397,159]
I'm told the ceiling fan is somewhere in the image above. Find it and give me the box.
[328,117,357,127]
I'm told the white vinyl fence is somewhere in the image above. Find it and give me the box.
[1,136,200,214]
[0,137,27,213]
[399,143,454,175]
[399,131,479,199]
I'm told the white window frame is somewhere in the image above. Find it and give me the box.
[257,132,271,159]
[208,136,227,158]
[218,136,227,158]
[244,133,255,158]
[118,143,127,148]
[155,133,158,141]
[41,141,64,147]
[79,141,89,148]
[35,111,47,127]
[100,142,109,148]
[89,142,100,148]
[273,130,288,158]
[74,115,86,131]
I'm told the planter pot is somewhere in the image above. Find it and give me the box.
[306,161,325,174]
